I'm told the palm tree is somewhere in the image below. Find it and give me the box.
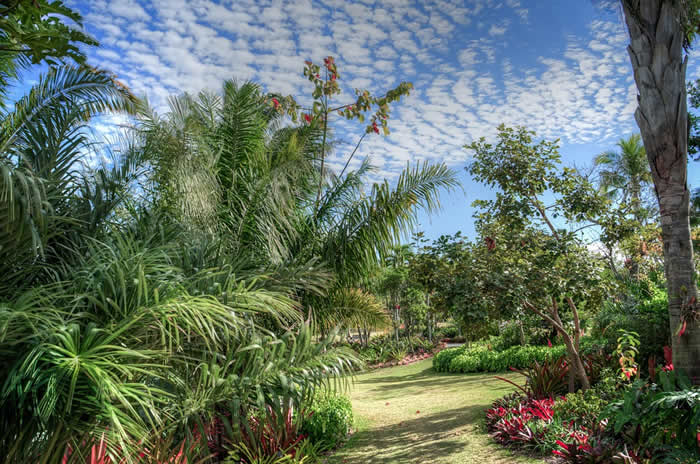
[621,0,699,382]
[0,66,139,293]
[137,81,458,332]
[594,134,652,221]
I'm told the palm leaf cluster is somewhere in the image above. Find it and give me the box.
[0,54,456,460]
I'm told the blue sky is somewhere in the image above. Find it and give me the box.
[65,0,700,242]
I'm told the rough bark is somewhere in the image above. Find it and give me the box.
[622,0,700,382]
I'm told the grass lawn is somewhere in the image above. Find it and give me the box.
[327,359,543,464]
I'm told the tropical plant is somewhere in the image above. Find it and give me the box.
[594,135,651,213]
[0,65,138,294]
[301,392,353,451]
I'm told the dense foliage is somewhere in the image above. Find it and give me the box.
[0,5,458,462]
[301,393,354,451]
[433,340,610,374]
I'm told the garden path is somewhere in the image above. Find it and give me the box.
[327,359,543,464]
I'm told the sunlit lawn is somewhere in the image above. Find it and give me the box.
[328,359,543,464]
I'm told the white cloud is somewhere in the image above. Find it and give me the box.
[70,0,699,184]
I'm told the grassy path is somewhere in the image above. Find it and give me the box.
[328,359,542,464]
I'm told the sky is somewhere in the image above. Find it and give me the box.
[65,0,700,242]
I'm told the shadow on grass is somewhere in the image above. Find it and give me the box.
[333,403,491,464]
[356,365,522,396]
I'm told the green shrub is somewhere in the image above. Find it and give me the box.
[602,368,700,458]
[302,393,353,450]
[592,285,669,373]
[552,369,621,430]
[433,339,608,374]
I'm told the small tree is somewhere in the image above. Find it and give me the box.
[466,125,612,391]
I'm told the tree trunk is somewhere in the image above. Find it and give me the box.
[519,318,526,346]
[622,0,700,383]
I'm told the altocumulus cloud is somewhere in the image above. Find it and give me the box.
[68,0,688,180]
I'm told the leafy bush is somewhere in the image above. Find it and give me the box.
[485,392,558,450]
[552,369,621,430]
[301,393,353,450]
[434,339,609,374]
[592,285,669,374]
[353,335,437,365]
[602,368,700,460]
[433,325,459,339]
[499,356,570,399]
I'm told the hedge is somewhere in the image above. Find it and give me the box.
[432,339,608,373]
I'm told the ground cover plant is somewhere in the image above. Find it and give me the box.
[484,334,700,463]
[350,333,440,367]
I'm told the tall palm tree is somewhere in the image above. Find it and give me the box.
[620,0,700,383]
[594,134,652,221]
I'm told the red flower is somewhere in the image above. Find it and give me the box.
[303,114,312,123]
[372,121,380,134]
[271,98,280,109]
[547,339,552,348]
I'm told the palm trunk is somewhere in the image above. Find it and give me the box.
[622,0,700,383]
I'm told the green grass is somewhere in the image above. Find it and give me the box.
[327,359,543,464]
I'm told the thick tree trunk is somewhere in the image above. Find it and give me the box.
[622,0,700,383]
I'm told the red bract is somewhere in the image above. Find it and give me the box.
[663,345,672,365]
[271,98,280,109]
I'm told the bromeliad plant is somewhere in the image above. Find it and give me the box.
[496,356,570,399]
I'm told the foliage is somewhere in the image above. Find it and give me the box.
[592,283,669,375]
[301,392,354,451]
[602,369,700,459]
[433,341,605,374]
[352,334,436,365]
[614,330,640,381]
[552,370,621,431]
[485,393,559,451]
[0,1,96,67]
[0,45,459,461]
[501,356,570,399]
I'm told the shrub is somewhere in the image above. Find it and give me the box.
[502,356,570,399]
[602,368,700,459]
[433,325,459,339]
[592,285,669,374]
[301,392,353,450]
[485,392,557,450]
[433,339,610,374]
[354,335,438,365]
[552,369,621,430]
